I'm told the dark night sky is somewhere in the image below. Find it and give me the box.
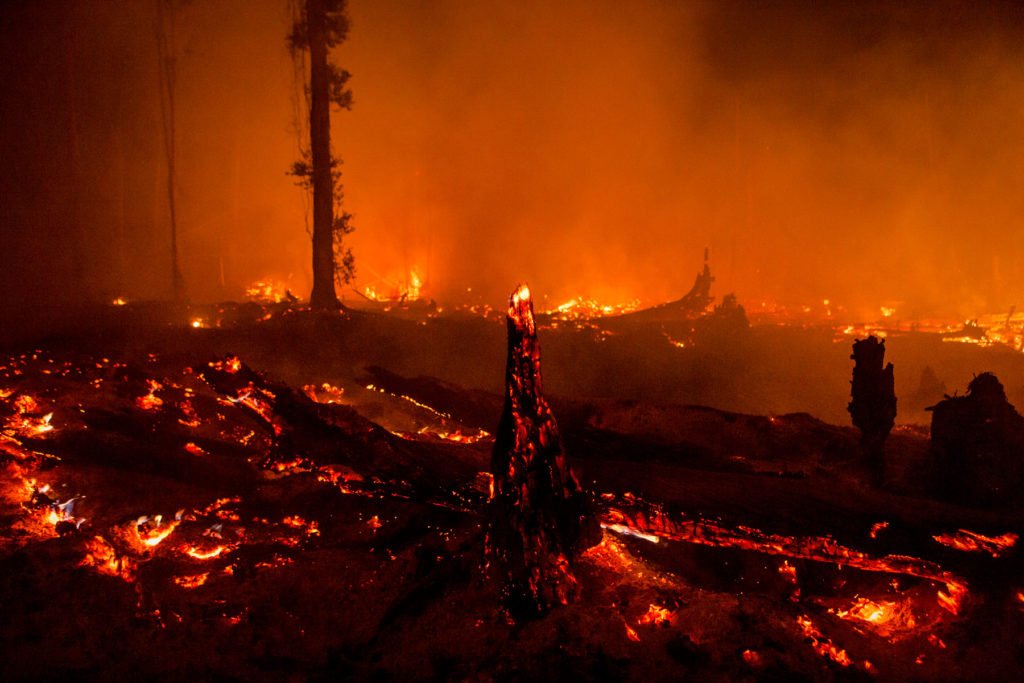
[2,0,1024,318]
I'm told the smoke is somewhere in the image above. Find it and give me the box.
[2,0,1023,318]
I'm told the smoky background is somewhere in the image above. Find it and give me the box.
[2,0,1023,320]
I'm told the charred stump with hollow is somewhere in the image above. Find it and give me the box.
[487,284,600,617]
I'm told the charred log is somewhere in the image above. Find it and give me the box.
[848,336,896,486]
[602,250,714,326]
[927,372,1024,506]
[487,285,600,617]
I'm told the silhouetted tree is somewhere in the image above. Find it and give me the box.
[928,373,1024,506]
[849,336,896,485]
[289,0,354,309]
[155,0,186,301]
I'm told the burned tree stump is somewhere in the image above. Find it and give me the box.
[928,373,1024,506]
[487,284,600,617]
[848,336,896,485]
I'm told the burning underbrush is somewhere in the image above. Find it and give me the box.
[0,332,1021,680]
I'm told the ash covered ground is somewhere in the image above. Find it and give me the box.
[1,300,1023,681]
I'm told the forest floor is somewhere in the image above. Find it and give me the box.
[1,301,1022,681]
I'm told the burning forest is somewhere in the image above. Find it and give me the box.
[3,1,1024,681]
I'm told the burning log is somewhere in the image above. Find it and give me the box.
[927,372,1024,506]
[487,284,599,617]
[848,336,896,485]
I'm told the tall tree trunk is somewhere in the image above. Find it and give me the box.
[156,0,185,302]
[307,0,339,309]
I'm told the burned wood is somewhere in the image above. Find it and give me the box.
[487,285,600,617]
[849,336,896,486]
[928,373,1024,506]
[600,250,714,327]
[200,355,485,502]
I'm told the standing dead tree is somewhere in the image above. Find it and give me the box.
[849,336,896,486]
[155,0,186,301]
[487,284,600,618]
[289,0,355,310]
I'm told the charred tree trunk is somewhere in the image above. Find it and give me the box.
[849,336,896,486]
[306,0,339,310]
[155,0,185,302]
[487,285,599,618]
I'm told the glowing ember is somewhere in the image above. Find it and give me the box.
[183,545,227,560]
[183,442,206,456]
[637,603,673,627]
[283,515,320,535]
[134,513,181,549]
[208,356,243,374]
[869,521,890,539]
[831,596,917,640]
[932,529,1018,558]
[413,426,491,444]
[796,614,854,667]
[173,573,210,589]
[80,536,135,581]
[624,623,640,642]
[546,296,641,321]
[136,380,164,411]
[602,499,966,591]
[4,394,55,437]
[303,382,345,404]
[111,296,128,306]
[602,523,660,544]
[937,581,968,616]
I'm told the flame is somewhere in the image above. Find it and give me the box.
[190,318,205,329]
[408,270,422,300]
[111,296,128,306]
[245,280,291,304]
[513,283,531,305]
